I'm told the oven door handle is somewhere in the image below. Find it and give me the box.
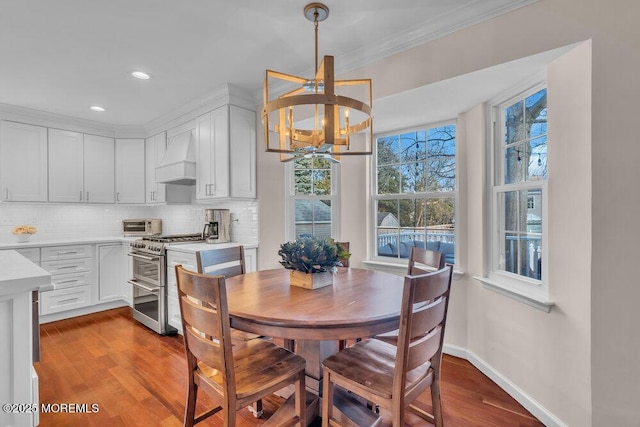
[128,280,160,294]
[128,252,160,262]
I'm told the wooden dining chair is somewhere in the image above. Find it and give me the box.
[196,246,262,341]
[196,246,265,417]
[175,265,306,427]
[322,266,453,427]
[373,246,446,345]
[408,245,445,274]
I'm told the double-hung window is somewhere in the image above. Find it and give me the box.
[286,157,339,240]
[488,85,549,306]
[372,123,457,265]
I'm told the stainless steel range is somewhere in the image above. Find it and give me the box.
[128,233,204,335]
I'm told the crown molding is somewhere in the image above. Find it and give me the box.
[251,0,540,102]
[144,83,259,137]
[0,102,147,137]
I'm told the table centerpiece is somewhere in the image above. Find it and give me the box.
[278,236,350,289]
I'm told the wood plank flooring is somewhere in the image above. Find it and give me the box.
[34,307,544,426]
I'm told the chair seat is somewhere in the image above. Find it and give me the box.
[323,339,432,400]
[197,339,306,400]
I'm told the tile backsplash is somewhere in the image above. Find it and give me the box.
[0,201,258,244]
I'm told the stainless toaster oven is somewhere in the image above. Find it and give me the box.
[122,219,162,236]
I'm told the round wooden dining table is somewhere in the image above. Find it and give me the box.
[225,267,404,341]
[224,267,404,425]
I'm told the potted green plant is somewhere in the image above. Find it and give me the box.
[278,236,350,289]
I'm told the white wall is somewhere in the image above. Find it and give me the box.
[256,0,640,425]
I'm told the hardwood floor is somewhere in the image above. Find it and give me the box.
[35,307,544,426]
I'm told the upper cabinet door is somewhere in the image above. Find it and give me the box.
[229,105,256,199]
[145,132,167,204]
[84,134,115,203]
[115,139,145,204]
[49,129,84,203]
[196,106,229,200]
[0,121,48,202]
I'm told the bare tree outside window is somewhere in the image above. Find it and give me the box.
[375,124,456,263]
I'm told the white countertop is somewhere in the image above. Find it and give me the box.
[0,250,52,296]
[166,241,258,254]
[0,235,137,250]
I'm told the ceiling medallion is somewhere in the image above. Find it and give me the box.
[263,3,373,162]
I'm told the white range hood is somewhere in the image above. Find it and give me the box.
[156,130,196,185]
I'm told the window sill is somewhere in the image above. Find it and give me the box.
[362,259,465,280]
[474,276,554,313]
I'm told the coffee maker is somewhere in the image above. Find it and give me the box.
[202,209,231,243]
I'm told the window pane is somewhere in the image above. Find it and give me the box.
[426,197,455,264]
[401,162,426,193]
[519,235,542,279]
[503,232,519,275]
[377,199,399,226]
[526,88,547,139]
[503,191,527,231]
[504,145,525,184]
[377,229,399,258]
[377,135,400,165]
[529,136,547,180]
[505,100,524,145]
[294,199,332,239]
[526,189,542,233]
[294,170,312,195]
[313,157,332,170]
[378,165,401,194]
[428,126,456,192]
[400,131,427,163]
[399,199,425,228]
[312,170,331,195]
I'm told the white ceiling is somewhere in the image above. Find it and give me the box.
[0,0,538,127]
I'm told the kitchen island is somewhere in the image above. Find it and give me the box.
[0,250,52,427]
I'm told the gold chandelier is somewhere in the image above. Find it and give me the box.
[263,3,373,162]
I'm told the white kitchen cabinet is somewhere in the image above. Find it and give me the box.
[196,106,228,200]
[48,129,84,203]
[244,247,257,273]
[49,130,114,203]
[229,105,256,199]
[40,244,93,316]
[145,132,167,203]
[195,104,256,201]
[166,251,197,333]
[115,138,145,204]
[166,245,256,334]
[0,121,48,202]
[97,244,123,302]
[84,134,115,203]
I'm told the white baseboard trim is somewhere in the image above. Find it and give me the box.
[443,344,567,427]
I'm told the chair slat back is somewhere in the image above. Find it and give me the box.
[176,265,235,383]
[394,266,453,398]
[204,264,244,278]
[196,246,245,276]
[406,325,443,372]
[408,246,445,275]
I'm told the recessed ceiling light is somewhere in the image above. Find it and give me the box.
[131,71,151,80]
[90,105,105,112]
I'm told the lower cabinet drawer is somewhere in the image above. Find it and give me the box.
[40,285,93,315]
[42,258,92,275]
[51,271,91,290]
